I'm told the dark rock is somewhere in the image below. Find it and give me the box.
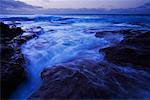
[36,26,42,29]
[101,29,150,70]
[128,22,150,28]
[0,44,14,61]
[95,31,112,38]
[95,29,140,38]
[95,30,122,38]
[0,22,24,43]
[1,61,25,98]
[0,22,26,99]
[59,22,67,24]
[28,65,110,99]
[57,18,73,21]
[48,29,55,32]
[28,60,150,99]
[0,22,39,98]
[121,31,150,47]
[119,29,135,35]
[102,45,150,70]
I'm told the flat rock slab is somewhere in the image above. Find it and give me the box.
[28,60,150,99]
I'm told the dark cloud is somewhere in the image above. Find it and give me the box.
[43,3,150,14]
[122,2,150,14]
[0,0,149,14]
[96,2,150,14]
[0,0,42,14]
[1,0,36,9]
[138,2,150,8]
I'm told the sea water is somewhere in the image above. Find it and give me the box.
[1,14,150,99]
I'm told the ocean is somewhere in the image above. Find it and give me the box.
[1,14,150,99]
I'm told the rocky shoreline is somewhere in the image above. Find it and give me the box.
[100,29,150,70]
[29,29,150,99]
[1,22,150,99]
[0,22,39,99]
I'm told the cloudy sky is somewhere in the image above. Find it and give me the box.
[1,0,150,14]
[18,0,150,9]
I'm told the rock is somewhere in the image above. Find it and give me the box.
[60,22,68,24]
[102,45,150,70]
[128,22,150,28]
[121,31,150,47]
[95,29,139,38]
[48,29,55,32]
[0,22,26,98]
[0,22,24,43]
[28,60,150,99]
[1,61,25,98]
[95,31,112,38]
[101,29,150,70]
[0,22,40,98]
[95,30,122,38]
[28,65,110,99]
[0,44,14,61]
[57,18,73,21]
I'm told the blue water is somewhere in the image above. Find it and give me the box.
[1,15,150,99]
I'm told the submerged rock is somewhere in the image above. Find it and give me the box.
[95,31,113,38]
[29,59,150,99]
[95,29,139,38]
[95,30,123,38]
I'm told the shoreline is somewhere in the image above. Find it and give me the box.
[1,15,150,99]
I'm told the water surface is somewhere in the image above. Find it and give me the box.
[1,14,150,99]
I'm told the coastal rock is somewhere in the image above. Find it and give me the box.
[101,29,150,70]
[95,31,113,38]
[28,61,108,99]
[95,29,139,38]
[121,30,150,47]
[28,65,110,99]
[28,60,150,99]
[0,22,26,98]
[1,60,25,98]
[128,22,150,28]
[0,22,24,43]
[102,45,150,69]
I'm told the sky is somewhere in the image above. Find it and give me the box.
[1,0,150,14]
[18,0,150,9]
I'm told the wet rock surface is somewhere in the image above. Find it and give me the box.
[95,31,118,38]
[28,60,150,99]
[100,29,150,70]
[0,22,37,98]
